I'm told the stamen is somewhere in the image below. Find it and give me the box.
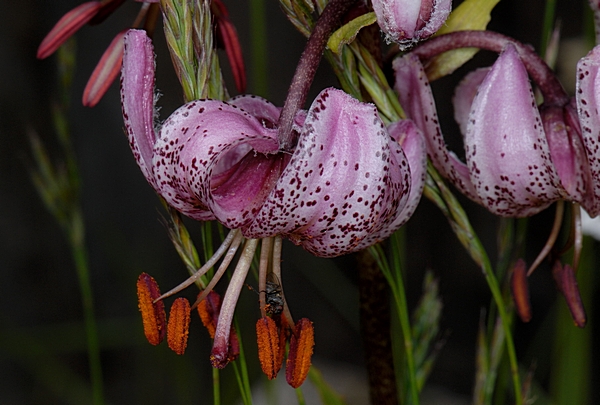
[259,238,274,317]
[256,316,280,379]
[155,229,240,302]
[136,273,167,345]
[191,230,245,308]
[272,237,294,327]
[197,290,221,339]
[275,315,290,371]
[167,297,191,355]
[131,1,150,28]
[510,259,532,323]
[527,201,564,276]
[285,318,315,388]
[210,238,259,368]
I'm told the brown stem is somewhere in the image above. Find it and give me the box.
[412,30,569,106]
[277,0,357,151]
[357,249,398,405]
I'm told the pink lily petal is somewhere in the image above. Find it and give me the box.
[541,101,592,211]
[465,43,564,217]
[453,68,490,136]
[576,45,600,217]
[393,53,479,202]
[372,0,451,49]
[83,30,126,107]
[121,30,157,190]
[355,119,427,250]
[154,99,282,225]
[37,1,102,59]
[244,88,412,257]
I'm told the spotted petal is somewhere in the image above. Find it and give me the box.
[154,99,282,226]
[465,43,564,217]
[394,53,478,201]
[244,88,412,257]
[576,45,600,217]
[453,67,489,136]
[121,29,158,190]
[354,119,426,250]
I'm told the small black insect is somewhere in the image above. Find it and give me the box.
[264,273,284,316]
[248,273,285,316]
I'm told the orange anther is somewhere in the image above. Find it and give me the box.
[136,273,166,345]
[510,259,532,323]
[197,290,221,338]
[256,316,280,379]
[167,297,191,355]
[285,318,314,388]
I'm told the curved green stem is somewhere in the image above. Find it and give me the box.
[424,165,522,405]
[369,240,419,405]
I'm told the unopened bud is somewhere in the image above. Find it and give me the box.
[37,2,102,59]
[553,262,587,328]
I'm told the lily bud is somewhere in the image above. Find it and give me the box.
[552,262,587,328]
[372,0,452,49]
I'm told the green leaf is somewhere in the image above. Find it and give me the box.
[327,12,377,54]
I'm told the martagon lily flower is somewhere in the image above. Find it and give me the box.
[394,30,598,326]
[394,34,599,218]
[123,29,426,378]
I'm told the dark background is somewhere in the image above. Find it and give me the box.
[1,0,598,403]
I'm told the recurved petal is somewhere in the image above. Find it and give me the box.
[244,88,411,257]
[154,98,282,226]
[355,119,426,250]
[465,43,564,217]
[229,95,307,131]
[121,29,158,189]
[394,54,478,201]
[453,67,489,136]
[576,45,600,217]
[541,102,592,210]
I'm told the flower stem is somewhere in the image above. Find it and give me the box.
[412,30,569,106]
[277,0,356,150]
[357,249,398,405]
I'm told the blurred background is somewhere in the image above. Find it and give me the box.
[1,0,598,403]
